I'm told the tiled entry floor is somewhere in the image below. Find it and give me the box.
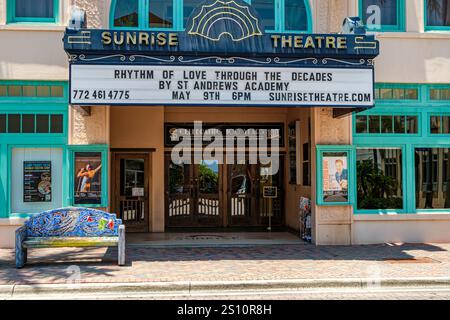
[126,232,306,247]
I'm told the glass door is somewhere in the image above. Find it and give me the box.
[165,155,222,227]
[113,153,150,232]
[227,163,258,226]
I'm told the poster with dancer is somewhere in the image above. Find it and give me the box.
[74,152,102,204]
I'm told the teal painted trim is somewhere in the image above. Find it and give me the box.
[0,80,68,104]
[416,210,450,213]
[6,144,68,216]
[7,0,60,24]
[174,0,183,31]
[316,145,355,207]
[359,0,405,32]
[424,0,450,32]
[0,103,67,111]
[142,0,149,29]
[0,144,7,218]
[9,212,38,219]
[354,209,406,214]
[353,144,408,214]
[109,0,312,32]
[67,145,109,208]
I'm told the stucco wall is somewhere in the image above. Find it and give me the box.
[110,106,165,232]
[375,34,450,83]
[312,108,353,245]
[70,106,109,145]
[353,215,450,244]
[73,0,110,29]
[0,29,68,80]
[0,219,25,248]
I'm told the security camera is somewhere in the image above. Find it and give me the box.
[68,6,87,31]
[341,17,366,35]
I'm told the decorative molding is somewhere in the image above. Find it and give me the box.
[68,54,374,66]
[129,55,177,63]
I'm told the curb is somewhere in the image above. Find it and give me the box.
[2,277,450,299]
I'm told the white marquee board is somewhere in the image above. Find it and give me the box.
[70,64,374,107]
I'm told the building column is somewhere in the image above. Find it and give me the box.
[311,108,353,245]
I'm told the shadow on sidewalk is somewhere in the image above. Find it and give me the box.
[0,242,447,286]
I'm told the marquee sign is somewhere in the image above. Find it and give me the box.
[64,0,380,108]
[70,65,374,107]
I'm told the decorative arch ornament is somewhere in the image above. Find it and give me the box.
[187,0,263,41]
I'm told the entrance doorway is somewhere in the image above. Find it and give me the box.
[165,156,223,227]
[112,151,150,232]
[165,155,284,228]
[228,160,284,227]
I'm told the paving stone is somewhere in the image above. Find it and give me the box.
[0,243,450,285]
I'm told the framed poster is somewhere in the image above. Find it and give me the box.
[23,161,52,202]
[317,146,354,205]
[74,152,102,205]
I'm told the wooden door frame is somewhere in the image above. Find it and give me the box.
[225,153,286,227]
[193,161,223,226]
[165,153,224,227]
[111,149,154,233]
[164,153,195,227]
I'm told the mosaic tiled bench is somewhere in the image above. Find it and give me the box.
[15,207,125,268]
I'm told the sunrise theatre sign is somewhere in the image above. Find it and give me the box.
[64,0,379,108]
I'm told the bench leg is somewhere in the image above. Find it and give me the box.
[118,225,126,266]
[15,226,27,269]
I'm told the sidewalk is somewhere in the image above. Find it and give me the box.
[1,242,450,287]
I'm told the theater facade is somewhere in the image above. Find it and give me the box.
[0,0,449,248]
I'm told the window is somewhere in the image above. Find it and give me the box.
[113,0,139,27]
[183,0,202,27]
[355,115,419,134]
[284,0,308,31]
[356,148,403,210]
[111,0,311,32]
[0,83,65,98]
[415,148,450,209]
[252,0,276,30]
[359,0,404,31]
[430,88,450,100]
[7,0,59,23]
[430,116,450,134]
[8,115,21,133]
[375,87,419,100]
[425,0,450,30]
[354,84,450,213]
[149,0,173,28]
[302,142,311,186]
[0,114,64,134]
